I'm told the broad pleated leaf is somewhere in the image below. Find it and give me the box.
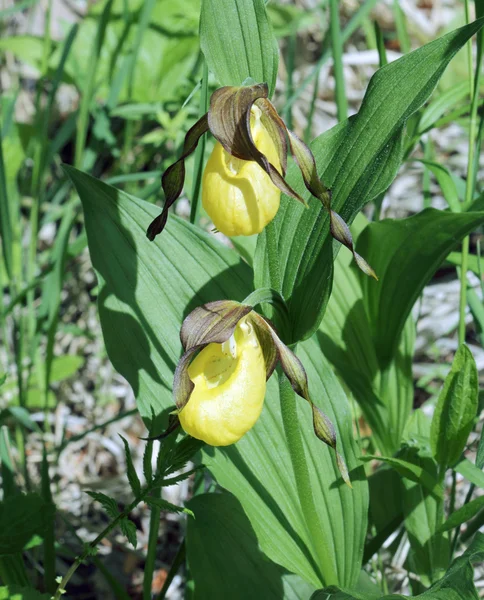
[0,493,54,555]
[186,493,315,599]
[200,0,279,97]
[65,166,252,432]
[203,335,368,588]
[70,168,367,587]
[254,19,484,344]
[319,215,414,455]
[357,209,484,368]
[311,532,484,600]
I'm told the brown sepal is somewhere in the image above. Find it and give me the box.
[173,345,202,411]
[180,300,252,350]
[147,114,209,240]
[248,312,279,381]
[255,314,351,486]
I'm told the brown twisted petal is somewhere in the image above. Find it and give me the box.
[249,312,351,486]
[147,114,209,240]
[173,346,200,411]
[257,97,377,280]
[248,313,278,381]
[180,300,252,351]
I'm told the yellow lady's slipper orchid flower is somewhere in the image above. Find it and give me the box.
[178,316,266,446]
[147,82,376,280]
[202,106,281,237]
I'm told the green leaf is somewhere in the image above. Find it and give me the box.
[454,457,484,489]
[145,496,193,517]
[312,532,484,599]
[66,166,252,432]
[186,492,316,599]
[439,495,484,533]
[401,412,448,586]
[254,19,484,344]
[430,345,478,468]
[360,455,442,499]
[86,491,119,519]
[71,168,367,588]
[0,586,51,600]
[318,215,415,455]
[203,335,368,588]
[0,493,54,555]
[417,80,469,134]
[119,436,141,497]
[417,159,460,211]
[366,467,403,563]
[51,0,199,105]
[119,517,137,549]
[358,209,484,368]
[199,0,279,97]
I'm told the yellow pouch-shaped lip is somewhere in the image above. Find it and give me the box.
[178,316,266,446]
[202,106,281,237]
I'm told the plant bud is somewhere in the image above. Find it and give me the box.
[202,105,281,237]
[178,316,266,445]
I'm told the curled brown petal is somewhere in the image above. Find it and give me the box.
[147,114,209,241]
[249,312,351,485]
[180,301,252,350]
[173,346,202,411]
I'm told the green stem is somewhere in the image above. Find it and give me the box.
[279,373,337,586]
[374,21,388,67]
[190,60,209,225]
[458,0,481,344]
[304,67,320,144]
[143,435,178,598]
[54,436,177,600]
[393,0,411,53]
[143,487,162,600]
[53,503,134,600]
[156,540,186,600]
[284,28,297,129]
[74,0,113,168]
[286,0,379,110]
[329,0,347,121]
[458,236,469,345]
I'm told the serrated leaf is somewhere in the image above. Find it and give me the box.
[119,436,141,498]
[142,439,153,484]
[162,466,202,487]
[430,345,478,468]
[200,0,279,97]
[86,491,119,520]
[145,496,194,517]
[119,517,138,549]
